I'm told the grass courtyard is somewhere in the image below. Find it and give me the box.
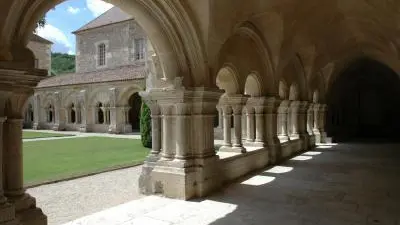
[23,131,72,139]
[23,137,150,185]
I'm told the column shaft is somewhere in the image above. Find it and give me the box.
[161,115,174,159]
[246,111,255,142]
[175,114,189,159]
[150,115,161,155]
[255,113,265,143]
[222,108,232,147]
[3,119,24,197]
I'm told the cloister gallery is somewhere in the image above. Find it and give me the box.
[1,0,400,224]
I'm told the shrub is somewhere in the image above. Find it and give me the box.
[140,102,152,148]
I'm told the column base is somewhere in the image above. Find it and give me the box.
[219,146,246,153]
[7,194,46,225]
[52,124,63,131]
[314,131,327,143]
[32,124,39,130]
[267,136,281,164]
[308,134,316,148]
[0,202,18,225]
[79,125,88,133]
[245,141,265,147]
[139,156,222,200]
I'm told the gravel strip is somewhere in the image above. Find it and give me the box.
[27,166,143,225]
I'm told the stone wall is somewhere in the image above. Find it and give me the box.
[27,41,51,75]
[32,79,145,133]
[75,19,147,73]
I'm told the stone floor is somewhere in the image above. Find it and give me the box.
[39,141,400,225]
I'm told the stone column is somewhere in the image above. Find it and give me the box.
[0,117,18,225]
[246,107,255,143]
[175,103,190,159]
[313,104,327,143]
[297,101,310,151]
[52,92,63,131]
[289,101,300,139]
[307,103,316,148]
[160,105,174,159]
[265,98,281,164]
[139,88,222,200]
[231,105,246,153]
[217,106,223,129]
[32,94,40,130]
[254,106,266,146]
[220,106,232,150]
[277,100,290,142]
[3,118,46,225]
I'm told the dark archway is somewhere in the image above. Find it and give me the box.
[326,58,400,142]
[97,103,104,124]
[128,93,142,131]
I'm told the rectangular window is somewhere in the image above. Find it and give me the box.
[98,43,106,66]
[134,38,145,60]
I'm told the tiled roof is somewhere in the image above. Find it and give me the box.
[37,65,146,88]
[30,33,53,44]
[73,7,133,33]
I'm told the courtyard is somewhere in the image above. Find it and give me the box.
[22,130,149,186]
[26,141,400,225]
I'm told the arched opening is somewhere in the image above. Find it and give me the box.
[69,103,76,124]
[96,102,104,124]
[326,58,400,142]
[128,92,142,131]
[47,104,54,123]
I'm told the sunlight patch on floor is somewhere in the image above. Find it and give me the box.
[303,151,322,156]
[316,145,333,149]
[241,175,276,186]
[290,155,313,161]
[265,166,293,174]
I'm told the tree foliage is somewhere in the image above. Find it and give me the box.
[140,102,152,148]
[51,53,76,75]
[36,16,46,31]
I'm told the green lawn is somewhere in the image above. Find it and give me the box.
[23,137,150,185]
[23,131,71,139]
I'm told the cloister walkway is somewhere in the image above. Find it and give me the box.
[28,141,400,225]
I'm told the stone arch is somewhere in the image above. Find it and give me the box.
[278,54,308,100]
[215,22,275,95]
[244,73,262,97]
[216,65,240,95]
[117,85,144,106]
[3,0,208,87]
[89,90,110,107]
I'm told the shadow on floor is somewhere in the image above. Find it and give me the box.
[202,142,400,225]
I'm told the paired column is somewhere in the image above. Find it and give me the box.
[277,100,290,142]
[288,101,300,139]
[265,98,281,164]
[245,107,255,143]
[139,89,222,199]
[217,107,223,129]
[254,106,266,146]
[231,105,245,153]
[296,102,311,150]
[313,104,328,143]
[220,106,232,150]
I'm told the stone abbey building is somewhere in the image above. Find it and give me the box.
[25,7,150,133]
[1,1,400,224]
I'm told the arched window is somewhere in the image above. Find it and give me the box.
[98,43,106,66]
[70,103,76,124]
[97,103,104,124]
[47,105,54,123]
